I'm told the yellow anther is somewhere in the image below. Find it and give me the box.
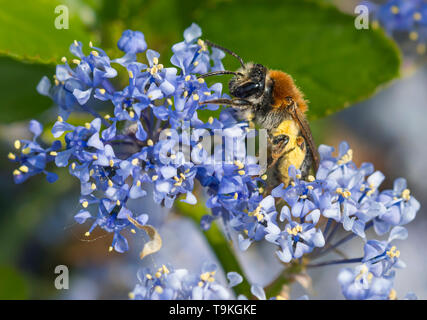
[296,174,302,179]
[307,175,315,182]
[185,75,191,81]
[167,98,173,105]
[391,5,399,14]
[136,180,141,187]
[131,158,139,166]
[61,57,67,63]
[92,155,98,160]
[234,192,238,200]
[91,183,96,190]
[14,140,21,150]
[204,91,211,96]
[21,147,30,155]
[207,277,215,283]
[8,152,16,160]
[208,116,214,124]
[234,160,244,169]
[129,110,135,118]
[57,116,63,122]
[367,272,373,281]
[193,94,199,101]
[197,143,202,149]
[200,272,210,281]
[104,114,111,120]
[85,232,90,237]
[99,88,106,95]
[254,212,263,222]
[154,286,163,294]
[162,265,170,274]
[13,169,20,176]
[130,229,136,234]
[198,78,205,83]
[170,154,176,159]
[108,180,113,187]
[147,139,154,147]
[152,175,158,181]
[238,170,245,176]
[91,50,99,57]
[193,61,199,66]
[409,31,418,41]
[109,246,113,252]
[19,165,29,173]
[54,79,60,86]
[337,149,353,165]
[276,295,286,300]
[89,41,93,47]
[146,274,152,280]
[300,194,307,199]
[74,40,78,46]
[89,169,94,176]
[152,57,159,65]
[259,187,264,194]
[82,201,89,208]
[401,189,411,201]
[372,20,380,29]
[198,281,204,287]
[155,272,161,278]
[291,181,296,187]
[261,174,268,180]
[116,200,121,206]
[343,190,352,198]
[414,12,422,21]
[128,292,135,299]
[389,289,397,300]
[307,185,314,190]
[71,162,76,170]
[108,159,114,167]
[417,43,426,55]
[128,70,134,79]
[183,91,188,98]
[336,187,343,194]
[50,151,58,156]
[72,59,80,65]
[173,176,180,182]
[85,122,91,129]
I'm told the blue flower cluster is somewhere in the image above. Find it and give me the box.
[130,263,242,300]
[361,0,427,54]
[9,23,420,299]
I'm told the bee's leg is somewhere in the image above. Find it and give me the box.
[198,98,252,109]
[267,134,290,169]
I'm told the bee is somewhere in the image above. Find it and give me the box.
[198,40,319,190]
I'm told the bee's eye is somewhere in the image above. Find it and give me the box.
[234,82,260,98]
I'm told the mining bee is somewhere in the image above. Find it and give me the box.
[198,40,319,190]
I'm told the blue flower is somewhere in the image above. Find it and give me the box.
[117,30,147,54]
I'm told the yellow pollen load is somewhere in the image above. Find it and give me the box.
[108,180,113,187]
[50,151,58,156]
[185,75,191,81]
[409,31,419,41]
[414,12,422,21]
[85,231,90,237]
[14,140,21,150]
[146,274,152,280]
[99,88,106,95]
[61,57,67,63]
[82,201,89,208]
[109,159,114,167]
[71,162,76,170]
[198,78,205,84]
[152,175,158,181]
[337,149,353,165]
[85,122,91,129]
[8,152,16,160]
[91,183,96,190]
[401,189,411,201]
[147,139,154,147]
[91,50,99,57]
[389,289,397,300]
[19,165,29,173]
[72,59,80,65]
[386,246,400,259]
[391,5,399,14]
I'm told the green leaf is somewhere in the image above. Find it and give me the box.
[182,0,401,120]
[0,0,91,64]
[0,266,29,299]
[0,57,53,123]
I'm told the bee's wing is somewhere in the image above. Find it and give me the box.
[289,106,320,171]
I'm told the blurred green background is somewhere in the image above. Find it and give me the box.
[0,0,426,299]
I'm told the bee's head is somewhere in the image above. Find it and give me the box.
[229,63,267,99]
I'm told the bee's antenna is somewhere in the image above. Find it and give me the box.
[197,70,243,78]
[204,40,245,68]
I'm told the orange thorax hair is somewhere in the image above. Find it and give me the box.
[268,70,308,113]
